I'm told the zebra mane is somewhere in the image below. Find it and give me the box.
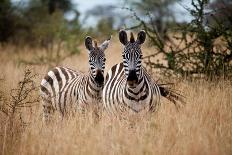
[130,32,135,43]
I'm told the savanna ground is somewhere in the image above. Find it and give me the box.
[0,38,231,155]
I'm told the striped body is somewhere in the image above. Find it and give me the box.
[103,63,161,115]
[40,67,102,117]
[102,30,184,116]
[103,30,183,117]
[103,30,163,116]
[40,36,111,122]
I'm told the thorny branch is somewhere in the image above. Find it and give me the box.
[125,0,232,79]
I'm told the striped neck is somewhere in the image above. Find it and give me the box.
[88,70,103,91]
[124,70,148,102]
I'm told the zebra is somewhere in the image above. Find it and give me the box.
[103,30,183,116]
[40,36,111,122]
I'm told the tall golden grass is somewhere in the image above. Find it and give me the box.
[0,41,231,155]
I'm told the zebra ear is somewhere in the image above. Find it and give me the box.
[100,35,112,51]
[119,30,128,45]
[137,30,146,44]
[85,36,94,51]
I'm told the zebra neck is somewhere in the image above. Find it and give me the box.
[88,72,103,91]
[124,77,148,100]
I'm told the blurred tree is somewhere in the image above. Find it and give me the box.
[85,4,120,27]
[0,0,82,46]
[127,0,180,36]
[205,0,232,29]
[132,0,232,79]
[84,4,128,38]
[0,0,17,42]
[95,17,114,38]
[46,0,72,14]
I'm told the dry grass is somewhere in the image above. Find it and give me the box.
[0,41,231,155]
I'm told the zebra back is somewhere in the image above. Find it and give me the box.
[40,36,111,122]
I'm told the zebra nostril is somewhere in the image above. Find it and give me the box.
[95,70,104,85]
[127,70,138,85]
[95,69,103,76]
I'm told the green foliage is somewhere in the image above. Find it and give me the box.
[0,0,18,42]
[0,0,83,67]
[46,0,73,14]
[84,5,118,39]
[0,0,82,47]
[129,0,232,79]
[87,17,115,39]
[127,0,180,35]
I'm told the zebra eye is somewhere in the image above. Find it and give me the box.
[135,53,138,59]
[126,53,130,59]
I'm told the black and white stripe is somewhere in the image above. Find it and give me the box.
[103,63,161,115]
[103,30,183,116]
[40,36,111,122]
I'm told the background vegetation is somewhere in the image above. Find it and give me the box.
[0,0,231,154]
[126,0,232,79]
[1,0,231,78]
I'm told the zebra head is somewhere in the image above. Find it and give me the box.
[119,30,146,88]
[85,36,111,86]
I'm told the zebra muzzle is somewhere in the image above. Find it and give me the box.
[95,70,104,86]
[127,70,138,87]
